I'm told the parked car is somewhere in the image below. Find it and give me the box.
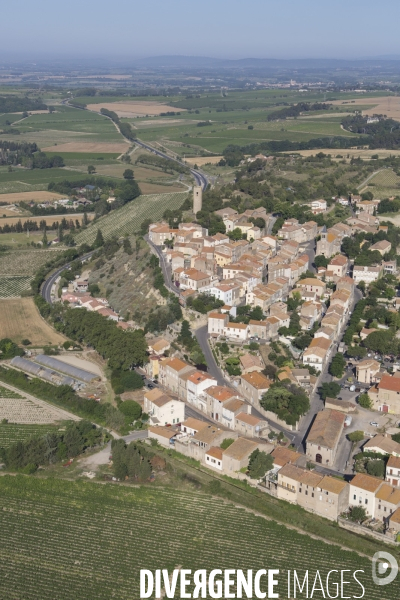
[147,383,154,389]
[370,421,379,427]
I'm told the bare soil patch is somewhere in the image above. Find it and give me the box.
[0,298,66,345]
[0,191,67,204]
[42,142,129,153]
[185,156,223,166]
[54,354,103,378]
[87,101,185,118]
[282,148,400,160]
[331,96,400,121]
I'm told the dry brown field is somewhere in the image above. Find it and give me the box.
[282,148,400,160]
[185,156,223,166]
[0,298,66,345]
[331,96,400,120]
[0,213,94,227]
[87,101,185,118]
[138,182,185,194]
[0,191,67,204]
[42,142,129,153]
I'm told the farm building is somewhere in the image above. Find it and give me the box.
[10,356,75,386]
[34,355,100,383]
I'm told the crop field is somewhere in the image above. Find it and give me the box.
[0,423,59,447]
[0,249,64,276]
[0,477,395,600]
[362,168,400,198]
[0,276,32,297]
[0,386,75,424]
[0,167,92,194]
[0,385,23,399]
[331,95,400,121]
[74,191,188,245]
[0,213,92,228]
[0,298,66,344]
[86,100,185,117]
[0,191,68,203]
[42,142,129,153]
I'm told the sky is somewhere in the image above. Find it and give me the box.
[3,0,400,61]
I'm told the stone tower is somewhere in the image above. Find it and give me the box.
[193,186,202,215]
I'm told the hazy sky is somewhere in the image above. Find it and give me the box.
[4,0,400,60]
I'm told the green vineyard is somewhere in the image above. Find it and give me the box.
[74,191,188,245]
[0,476,396,599]
[0,276,32,298]
[0,385,23,399]
[0,423,58,447]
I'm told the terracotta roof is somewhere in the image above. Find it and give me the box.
[226,322,248,329]
[181,417,209,431]
[188,371,215,385]
[223,398,246,413]
[390,507,400,524]
[307,409,345,449]
[364,434,400,455]
[297,278,325,287]
[206,386,236,402]
[208,312,227,320]
[329,255,348,266]
[299,470,324,487]
[241,371,272,390]
[148,426,177,440]
[309,337,331,351]
[271,446,301,467]
[279,463,307,483]
[350,473,383,493]
[223,437,259,461]
[236,412,263,427]
[319,476,347,494]
[240,354,263,370]
[388,455,400,470]
[379,374,400,393]
[376,483,396,502]
[166,358,191,372]
[206,446,224,460]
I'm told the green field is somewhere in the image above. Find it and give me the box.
[74,191,188,245]
[0,166,93,194]
[0,276,32,297]
[0,385,23,399]
[0,423,58,447]
[363,168,400,198]
[0,476,395,600]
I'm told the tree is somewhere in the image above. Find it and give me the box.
[348,430,364,443]
[358,393,373,409]
[346,345,367,359]
[118,400,142,422]
[262,365,277,380]
[94,229,104,248]
[364,330,396,354]
[42,230,48,247]
[367,459,385,478]
[248,449,273,479]
[349,505,367,523]
[83,212,89,226]
[227,227,244,241]
[220,438,235,450]
[87,165,96,174]
[319,382,340,400]
[21,339,31,346]
[88,283,100,296]
[123,169,134,180]
[314,255,329,268]
[225,356,241,376]
[329,353,346,378]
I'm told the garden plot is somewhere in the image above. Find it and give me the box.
[74,191,188,245]
[0,478,394,600]
[0,385,77,424]
[0,249,64,276]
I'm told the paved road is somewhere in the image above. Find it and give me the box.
[80,430,148,467]
[195,325,226,385]
[145,235,180,297]
[41,250,95,304]
[299,239,316,273]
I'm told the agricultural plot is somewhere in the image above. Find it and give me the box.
[0,276,32,298]
[0,167,88,194]
[364,168,400,198]
[0,386,23,399]
[0,249,64,276]
[0,191,67,203]
[0,423,59,447]
[0,478,395,600]
[0,387,75,424]
[0,298,66,344]
[74,192,188,245]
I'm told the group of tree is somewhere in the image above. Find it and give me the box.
[0,96,47,113]
[0,420,107,473]
[135,153,189,175]
[176,320,206,368]
[267,102,332,121]
[0,140,39,167]
[111,439,153,481]
[328,353,346,378]
[0,217,80,235]
[247,449,273,479]
[186,293,224,314]
[99,108,136,141]
[0,338,23,360]
[260,381,310,426]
